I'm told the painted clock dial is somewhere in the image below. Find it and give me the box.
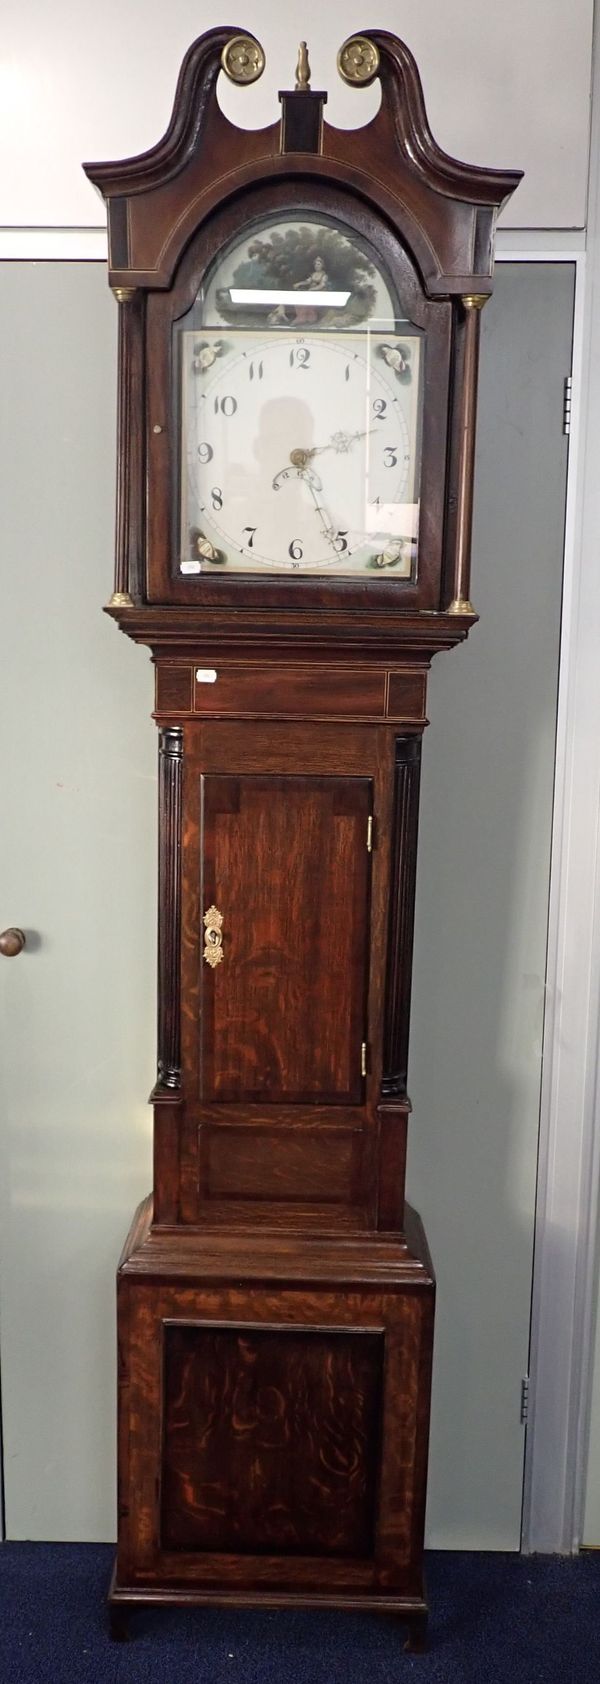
[175,216,424,579]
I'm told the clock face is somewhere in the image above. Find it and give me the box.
[174,216,424,580]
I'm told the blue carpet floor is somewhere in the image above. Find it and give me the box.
[0,1544,599,1684]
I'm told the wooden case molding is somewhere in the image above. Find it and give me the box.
[84,24,521,1649]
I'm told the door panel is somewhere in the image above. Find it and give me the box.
[161,1322,384,1556]
[179,723,392,1228]
[199,1117,364,1205]
[201,774,372,1106]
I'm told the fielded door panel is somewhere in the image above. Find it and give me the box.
[200,774,372,1107]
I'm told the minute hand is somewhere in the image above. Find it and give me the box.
[301,469,335,540]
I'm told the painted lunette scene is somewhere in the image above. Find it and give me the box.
[175,219,424,578]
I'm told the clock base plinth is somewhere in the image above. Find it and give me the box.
[108,1559,429,1646]
[112,1198,434,1631]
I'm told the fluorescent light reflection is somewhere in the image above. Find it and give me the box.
[229,288,351,307]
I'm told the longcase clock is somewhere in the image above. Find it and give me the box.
[84,27,521,1647]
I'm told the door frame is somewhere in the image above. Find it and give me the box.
[493,229,599,1552]
[519,7,600,1555]
[524,219,600,1549]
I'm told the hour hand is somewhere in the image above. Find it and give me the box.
[290,429,372,467]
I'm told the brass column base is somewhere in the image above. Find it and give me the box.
[107,591,134,608]
[447,597,476,616]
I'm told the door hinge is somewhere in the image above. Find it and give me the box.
[367,814,374,852]
[520,1375,530,1425]
[563,374,572,436]
[361,1041,368,1078]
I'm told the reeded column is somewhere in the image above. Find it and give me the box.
[447,293,488,616]
[157,727,183,1089]
[382,736,422,1097]
[376,735,422,1233]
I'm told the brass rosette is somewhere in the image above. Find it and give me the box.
[221,35,265,86]
[337,35,380,87]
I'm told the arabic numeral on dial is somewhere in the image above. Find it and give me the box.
[196,441,213,463]
[383,445,398,468]
[288,538,303,560]
[242,526,256,549]
[373,398,387,419]
[248,360,264,381]
[289,347,310,369]
[211,486,223,510]
[332,530,348,553]
[214,395,237,416]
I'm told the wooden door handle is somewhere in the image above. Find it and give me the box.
[0,927,26,957]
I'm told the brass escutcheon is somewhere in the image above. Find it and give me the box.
[203,905,224,967]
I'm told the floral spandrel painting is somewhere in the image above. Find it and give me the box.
[200,218,397,330]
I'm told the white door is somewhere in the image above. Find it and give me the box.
[411,261,574,1547]
[0,263,155,1539]
[0,259,573,1544]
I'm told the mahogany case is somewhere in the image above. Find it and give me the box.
[83,24,521,1645]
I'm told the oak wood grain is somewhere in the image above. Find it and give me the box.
[201,773,371,1106]
[161,1323,383,1556]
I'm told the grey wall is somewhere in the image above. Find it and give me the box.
[0,261,571,1544]
[409,263,572,1545]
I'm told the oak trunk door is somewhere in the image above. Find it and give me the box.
[201,775,371,1105]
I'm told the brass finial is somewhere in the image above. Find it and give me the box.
[295,41,311,91]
